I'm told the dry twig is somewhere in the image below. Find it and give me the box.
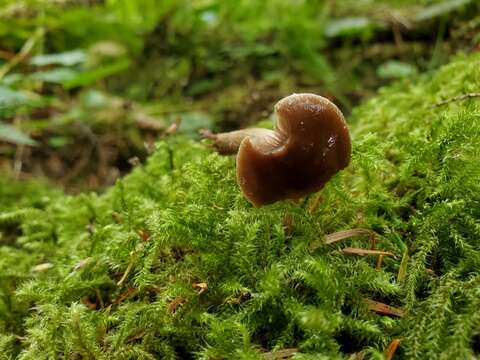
[262,348,298,360]
[117,253,134,286]
[341,247,394,257]
[432,92,480,107]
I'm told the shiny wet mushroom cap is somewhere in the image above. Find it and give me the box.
[201,93,351,206]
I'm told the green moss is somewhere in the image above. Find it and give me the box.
[1,53,479,359]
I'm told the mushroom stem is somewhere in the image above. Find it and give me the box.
[200,128,275,155]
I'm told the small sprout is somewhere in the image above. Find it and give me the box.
[201,93,351,206]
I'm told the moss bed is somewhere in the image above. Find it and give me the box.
[1,53,479,359]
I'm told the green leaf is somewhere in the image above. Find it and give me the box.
[47,136,70,148]
[0,86,31,116]
[80,90,109,108]
[30,50,87,67]
[377,61,418,79]
[174,111,214,138]
[1,73,23,86]
[30,68,78,84]
[62,59,131,89]
[414,0,472,22]
[0,122,38,146]
[325,17,374,38]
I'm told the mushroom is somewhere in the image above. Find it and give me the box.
[201,93,351,206]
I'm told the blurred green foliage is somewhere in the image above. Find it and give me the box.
[0,0,479,189]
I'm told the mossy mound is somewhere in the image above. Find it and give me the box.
[1,53,479,359]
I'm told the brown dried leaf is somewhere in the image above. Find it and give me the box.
[384,338,401,360]
[117,253,134,286]
[325,228,376,245]
[192,282,208,294]
[341,247,394,257]
[366,299,405,317]
[168,297,186,314]
[81,297,97,310]
[138,229,151,242]
[113,287,138,306]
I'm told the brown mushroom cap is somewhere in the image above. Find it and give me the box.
[236,93,351,206]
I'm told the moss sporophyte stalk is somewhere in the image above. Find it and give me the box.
[1,53,480,359]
